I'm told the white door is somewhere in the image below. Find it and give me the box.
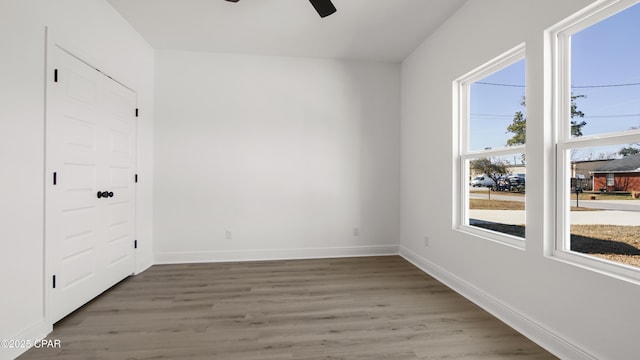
[46,45,137,323]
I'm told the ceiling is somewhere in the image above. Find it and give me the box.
[107,0,467,62]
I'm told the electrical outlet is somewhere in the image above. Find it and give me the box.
[424,236,430,247]
[353,227,359,237]
[225,230,232,240]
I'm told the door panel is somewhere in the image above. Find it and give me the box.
[63,63,99,107]
[110,131,131,155]
[102,75,135,119]
[109,167,131,188]
[47,46,137,323]
[63,164,96,191]
[60,248,96,288]
[101,77,136,283]
[62,116,96,150]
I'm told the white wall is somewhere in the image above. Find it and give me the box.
[0,1,154,358]
[154,51,400,263]
[400,0,640,359]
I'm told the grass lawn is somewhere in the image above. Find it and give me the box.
[470,189,640,201]
[573,192,637,200]
[469,198,598,211]
[470,189,524,198]
[469,198,524,210]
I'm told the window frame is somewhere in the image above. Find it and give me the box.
[551,0,640,282]
[606,173,615,187]
[454,44,527,249]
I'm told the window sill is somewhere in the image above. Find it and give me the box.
[549,250,640,287]
[456,224,526,251]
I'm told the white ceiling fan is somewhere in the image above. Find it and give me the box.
[224,0,337,18]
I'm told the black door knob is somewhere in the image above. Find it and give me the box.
[97,191,110,199]
[97,191,115,199]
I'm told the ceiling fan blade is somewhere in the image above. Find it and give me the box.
[225,0,336,18]
[308,0,336,18]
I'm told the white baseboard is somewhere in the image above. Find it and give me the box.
[399,246,597,360]
[154,244,400,264]
[1,320,52,360]
[135,255,154,275]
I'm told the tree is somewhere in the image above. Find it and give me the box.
[570,94,587,137]
[506,98,526,146]
[506,95,586,146]
[618,126,639,157]
[470,158,510,188]
[618,146,640,157]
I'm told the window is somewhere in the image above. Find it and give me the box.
[553,0,640,278]
[455,45,527,248]
[606,173,615,187]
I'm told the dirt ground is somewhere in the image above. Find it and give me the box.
[469,197,640,267]
[570,225,640,267]
[471,222,640,268]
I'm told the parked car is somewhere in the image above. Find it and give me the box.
[494,176,511,191]
[508,173,525,186]
[507,173,525,192]
[470,174,496,188]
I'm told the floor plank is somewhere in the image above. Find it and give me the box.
[19,256,556,359]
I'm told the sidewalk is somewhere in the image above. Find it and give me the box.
[469,209,639,226]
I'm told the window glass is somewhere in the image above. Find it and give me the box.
[566,145,640,269]
[469,60,526,151]
[569,3,640,138]
[467,154,526,239]
[606,173,615,187]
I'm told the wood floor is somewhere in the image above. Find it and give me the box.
[20,256,556,359]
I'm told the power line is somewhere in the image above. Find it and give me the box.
[475,81,640,88]
[471,113,640,119]
[475,82,524,88]
[583,113,640,118]
[573,82,640,89]
[470,113,514,118]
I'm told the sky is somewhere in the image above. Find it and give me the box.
[469,2,640,159]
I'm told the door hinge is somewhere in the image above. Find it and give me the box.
[53,172,57,185]
[135,108,139,117]
[54,69,58,83]
[52,275,56,289]
[135,174,138,183]
[134,240,138,249]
